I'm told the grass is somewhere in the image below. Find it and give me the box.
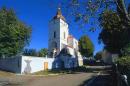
[0,66,87,76]
[32,69,77,76]
[0,70,14,77]
[0,66,91,76]
[32,66,88,76]
[32,66,95,76]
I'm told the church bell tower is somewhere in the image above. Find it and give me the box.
[48,8,69,58]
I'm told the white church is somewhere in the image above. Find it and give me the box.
[48,8,80,58]
[48,8,83,69]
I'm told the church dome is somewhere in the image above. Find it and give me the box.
[53,8,66,21]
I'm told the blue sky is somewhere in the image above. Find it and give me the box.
[0,0,104,54]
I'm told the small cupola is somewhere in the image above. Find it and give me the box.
[53,8,66,21]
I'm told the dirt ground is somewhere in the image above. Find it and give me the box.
[0,72,95,86]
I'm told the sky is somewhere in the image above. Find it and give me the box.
[0,0,104,54]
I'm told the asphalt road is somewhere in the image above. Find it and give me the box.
[86,73,115,86]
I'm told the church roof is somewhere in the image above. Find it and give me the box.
[68,35,73,39]
[53,8,66,21]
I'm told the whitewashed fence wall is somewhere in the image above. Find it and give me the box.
[21,56,54,73]
[0,56,55,74]
[0,56,22,73]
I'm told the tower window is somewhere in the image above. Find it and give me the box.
[54,31,56,38]
[64,32,65,39]
[53,42,57,48]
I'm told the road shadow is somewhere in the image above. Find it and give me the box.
[78,70,117,86]
[78,75,96,86]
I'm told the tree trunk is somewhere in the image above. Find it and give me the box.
[117,0,130,22]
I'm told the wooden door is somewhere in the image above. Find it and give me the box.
[44,62,48,70]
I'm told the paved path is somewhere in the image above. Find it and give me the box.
[85,66,117,86]
[0,72,96,86]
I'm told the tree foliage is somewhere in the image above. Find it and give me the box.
[117,56,130,74]
[23,48,48,57]
[0,7,31,57]
[98,0,130,54]
[98,10,130,54]
[23,49,37,56]
[38,48,48,57]
[63,0,130,54]
[121,43,130,56]
[62,0,116,31]
[79,35,94,57]
[64,0,130,28]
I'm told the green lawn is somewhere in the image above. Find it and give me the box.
[32,69,76,76]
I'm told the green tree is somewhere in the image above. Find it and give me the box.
[38,48,48,57]
[94,51,102,60]
[79,35,94,57]
[98,10,130,54]
[29,49,37,56]
[0,7,31,57]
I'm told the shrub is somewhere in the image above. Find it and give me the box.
[117,56,130,74]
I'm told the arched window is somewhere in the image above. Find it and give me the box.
[54,31,56,38]
[64,32,65,39]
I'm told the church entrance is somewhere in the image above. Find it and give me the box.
[44,62,48,70]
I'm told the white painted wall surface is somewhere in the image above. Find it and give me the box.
[21,56,54,73]
[48,17,69,56]
[48,19,60,55]
[0,56,55,74]
[73,38,79,50]
[0,56,22,73]
[59,19,68,50]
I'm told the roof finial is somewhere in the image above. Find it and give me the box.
[53,3,66,21]
[57,3,62,15]
[58,3,61,9]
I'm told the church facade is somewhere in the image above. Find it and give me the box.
[48,8,83,68]
[48,8,79,58]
